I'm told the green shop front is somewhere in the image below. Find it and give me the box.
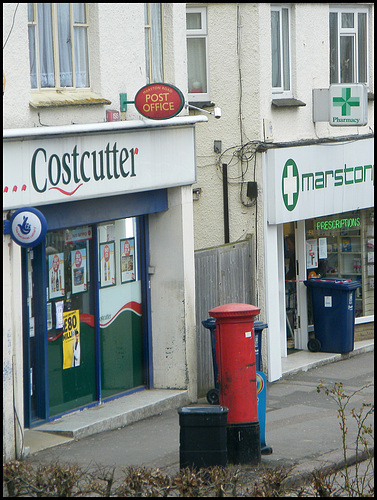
[3,117,204,427]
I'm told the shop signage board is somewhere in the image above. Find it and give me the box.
[329,84,368,127]
[134,83,185,120]
[3,124,197,210]
[266,137,374,224]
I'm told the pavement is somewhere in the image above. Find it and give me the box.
[19,340,374,490]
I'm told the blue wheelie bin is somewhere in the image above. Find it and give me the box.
[304,278,361,353]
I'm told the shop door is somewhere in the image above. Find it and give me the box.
[284,223,297,350]
[46,226,97,417]
[98,217,144,399]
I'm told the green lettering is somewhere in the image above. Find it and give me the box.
[363,164,373,182]
[325,170,333,187]
[93,150,105,181]
[130,148,137,177]
[62,153,71,184]
[344,164,353,185]
[334,169,343,186]
[112,142,120,179]
[302,173,314,191]
[119,148,129,177]
[80,151,91,182]
[315,171,324,189]
[105,143,113,179]
[48,154,61,186]
[72,145,80,183]
[354,166,363,183]
[31,148,47,193]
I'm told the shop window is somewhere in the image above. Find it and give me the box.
[28,3,90,89]
[329,6,368,85]
[144,3,164,84]
[186,6,210,102]
[305,209,374,321]
[271,5,291,96]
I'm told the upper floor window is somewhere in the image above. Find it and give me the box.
[329,6,368,85]
[186,6,209,102]
[271,5,291,95]
[144,3,164,84]
[28,3,89,90]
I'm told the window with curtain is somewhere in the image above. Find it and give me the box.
[271,5,291,95]
[28,3,90,89]
[329,7,368,85]
[144,3,164,84]
[186,6,209,102]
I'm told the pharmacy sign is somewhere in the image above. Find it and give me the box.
[329,84,368,126]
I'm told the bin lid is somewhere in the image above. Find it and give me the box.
[254,320,268,330]
[202,318,216,329]
[304,278,361,290]
[178,406,228,415]
[209,303,260,319]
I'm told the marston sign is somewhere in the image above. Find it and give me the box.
[134,83,185,120]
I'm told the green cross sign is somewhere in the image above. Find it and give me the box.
[332,87,360,116]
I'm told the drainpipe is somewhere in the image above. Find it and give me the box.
[222,163,230,244]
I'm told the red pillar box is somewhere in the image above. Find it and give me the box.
[209,302,261,465]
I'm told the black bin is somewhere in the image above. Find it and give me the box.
[178,406,228,469]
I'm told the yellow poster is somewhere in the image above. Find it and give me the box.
[62,310,81,369]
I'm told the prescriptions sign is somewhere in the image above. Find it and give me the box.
[134,83,185,120]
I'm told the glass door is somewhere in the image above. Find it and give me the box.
[46,226,97,417]
[98,217,144,399]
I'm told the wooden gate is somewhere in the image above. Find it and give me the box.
[194,238,255,397]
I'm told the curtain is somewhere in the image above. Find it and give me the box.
[271,10,281,88]
[187,38,207,93]
[37,3,55,87]
[57,3,73,87]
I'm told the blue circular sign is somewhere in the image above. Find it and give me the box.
[10,207,47,247]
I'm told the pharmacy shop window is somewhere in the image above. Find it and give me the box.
[305,209,374,320]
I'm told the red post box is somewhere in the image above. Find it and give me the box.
[209,302,261,465]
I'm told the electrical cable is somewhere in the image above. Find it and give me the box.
[3,4,20,50]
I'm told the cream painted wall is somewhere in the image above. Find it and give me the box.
[3,2,193,461]
[190,2,374,380]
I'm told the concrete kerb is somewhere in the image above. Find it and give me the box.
[282,447,375,489]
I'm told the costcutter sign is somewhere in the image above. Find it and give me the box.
[134,83,185,120]
[3,124,196,210]
[266,138,374,224]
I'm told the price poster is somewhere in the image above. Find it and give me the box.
[120,238,136,283]
[48,253,65,299]
[306,239,318,269]
[100,241,115,288]
[62,309,80,369]
[71,248,87,294]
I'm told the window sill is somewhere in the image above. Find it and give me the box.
[188,101,215,108]
[29,90,111,109]
[271,98,306,108]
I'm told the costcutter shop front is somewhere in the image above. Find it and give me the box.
[3,116,206,436]
[262,136,374,382]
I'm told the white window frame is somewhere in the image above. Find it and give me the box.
[329,5,369,86]
[28,3,90,91]
[186,6,210,103]
[271,5,292,97]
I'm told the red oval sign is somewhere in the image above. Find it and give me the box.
[134,83,185,120]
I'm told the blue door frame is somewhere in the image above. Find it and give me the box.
[22,190,167,427]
